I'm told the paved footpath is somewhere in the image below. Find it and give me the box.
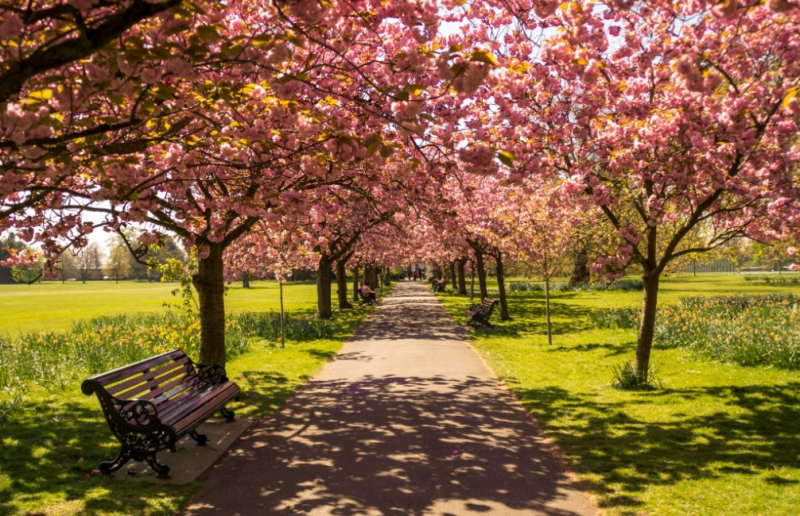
[183,281,597,516]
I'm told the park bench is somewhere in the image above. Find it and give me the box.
[466,298,498,328]
[359,290,376,306]
[81,349,240,479]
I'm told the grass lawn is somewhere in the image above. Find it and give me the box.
[0,281,383,516]
[0,280,320,334]
[438,274,800,516]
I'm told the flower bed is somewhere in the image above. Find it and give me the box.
[590,294,800,369]
[0,311,333,392]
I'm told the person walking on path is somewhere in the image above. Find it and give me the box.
[182,281,597,516]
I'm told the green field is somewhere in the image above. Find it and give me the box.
[3,274,800,515]
[0,280,320,333]
[0,280,380,516]
[438,274,800,516]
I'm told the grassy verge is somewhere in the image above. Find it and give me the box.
[0,282,387,516]
[0,280,321,333]
[436,275,800,516]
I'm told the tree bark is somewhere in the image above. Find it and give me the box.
[242,271,250,289]
[635,272,661,379]
[317,255,333,319]
[493,248,510,321]
[569,246,590,285]
[475,249,488,300]
[192,243,227,366]
[470,260,475,300]
[336,258,353,310]
[449,262,457,289]
[544,274,553,345]
[353,267,361,302]
[365,266,378,290]
[457,258,468,295]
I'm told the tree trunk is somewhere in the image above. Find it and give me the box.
[569,246,590,285]
[317,255,333,319]
[365,266,378,290]
[353,267,360,302]
[470,260,475,300]
[475,249,488,300]
[544,274,552,345]
[493,248,510,321]
[457,259,468,295]
[242,271,250,289]
[192,243,227,366]
[449,262,457,289]
[635,272,661,379]
[336,258,353,310]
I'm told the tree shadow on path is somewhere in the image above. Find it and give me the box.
[184,375,592,516]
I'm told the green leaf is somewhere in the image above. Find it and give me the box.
[197,25,223,42]
[166,24,191,36]
[404,83,426,95]
[251,35,273,46]
[471,49,499,66]
[28,89,53,100]
[154,85,176,100]
[497,150,517,167]
[365,135,382,156]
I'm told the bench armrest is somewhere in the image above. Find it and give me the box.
[196,363,229,385]
[117,399,162,428]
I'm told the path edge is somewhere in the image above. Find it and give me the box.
[427,284,606,516]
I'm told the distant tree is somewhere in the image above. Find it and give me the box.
[126,233,186,281]
[754,241,795,274]
[75,243,103,284]
[58,252,77,283]
[105,241,132,283]
[0,234,26,284]
[11,254,43,284]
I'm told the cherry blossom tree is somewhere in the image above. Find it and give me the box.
[499,180,586,345]
[490,0,800,379]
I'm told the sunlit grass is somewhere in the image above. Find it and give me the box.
[0,281,384,516]
[437,274,800,516]
[0,279,320,333]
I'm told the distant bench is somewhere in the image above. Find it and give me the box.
[81,349,240,479]
[466,298,498,328]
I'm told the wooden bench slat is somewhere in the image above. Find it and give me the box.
[106,358,192,397]
[136,375,201,406]
[167,383,240,433]
[150,381,212,418]
[87,349,186,386]
[159,384,224,424]
[83,349,239,479]
[113,363,194,400]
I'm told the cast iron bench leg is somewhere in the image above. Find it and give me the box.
[99,448,132,476]
[145,453,171,479]
[220,407,236,422]
[189,429,208,446]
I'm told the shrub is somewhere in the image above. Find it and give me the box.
[509,282,544,292]
[654,294,800,369]
[0,310,335,392]
[611,361,662,390]
[509,278,643,293]
[589,307,640,329]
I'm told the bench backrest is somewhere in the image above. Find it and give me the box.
[81,349,200,409]
[478,298,496,313]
